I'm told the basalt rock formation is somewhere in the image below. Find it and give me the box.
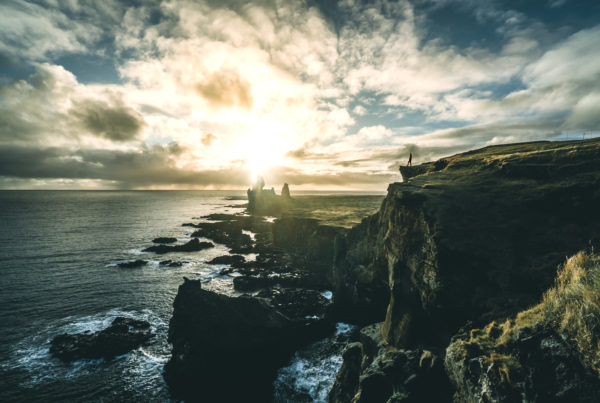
[330,138,600,402]
[247,179,293,214]
[50,317,152,362]
[164,278,334,401]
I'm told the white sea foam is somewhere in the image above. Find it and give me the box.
[321,290,333,301]
[274,323,356,402]
[2,309,167,388]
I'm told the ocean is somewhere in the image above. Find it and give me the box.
[0,190,383,402]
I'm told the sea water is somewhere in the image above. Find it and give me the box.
[0,190,377,402]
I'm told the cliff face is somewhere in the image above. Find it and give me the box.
[335,138,600,349]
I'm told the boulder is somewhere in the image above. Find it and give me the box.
[50,317,152,362]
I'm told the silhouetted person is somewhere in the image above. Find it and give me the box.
[407,153,413,166]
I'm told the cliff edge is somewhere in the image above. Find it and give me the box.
[331,138,600,402]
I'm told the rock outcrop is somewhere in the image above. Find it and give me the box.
[331,138,600,401]
[164,278,334,401]
[336,138,600,345]
[247,178,293,214]
[445,252,600,402]
[50,317,152,362]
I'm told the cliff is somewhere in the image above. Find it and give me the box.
[331,138,600,401]
[337,138,600,346]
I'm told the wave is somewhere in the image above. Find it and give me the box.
[1,309,168,389]
[274,323,357,402]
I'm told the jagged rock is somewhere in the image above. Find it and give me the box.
[159,260,184,267]
[152,237,177,244]
[142,238,214,254]
[281,183,291,199]
[329,323,451,403]
[117,259,147,268]
[190,221,254,252]
[329,342,364,402]
[247,178,293,214]
[50,317,152,362]
[254,288,332,321]
[207,254,246,267]
[445,252,600,402]
[233,272,330,292]
[446,326,600,402]
[164,278,334,401]
[335,138,600,346]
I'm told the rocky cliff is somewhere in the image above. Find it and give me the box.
[331,138,600,402]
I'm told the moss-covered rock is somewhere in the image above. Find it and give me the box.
[445,252,600,402]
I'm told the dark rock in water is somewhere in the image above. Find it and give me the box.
[190,221,254,252]
[50,317,152,362]
[233,272,330,292]
[152,237,177,244]
[329,342,364,403]
[164,278,334,402]
[143,238,214,254]
[254,288,332,321]
[159,260,184,267]
[181,222,201,228]
[207,254,246,267]
[117,259,147,269]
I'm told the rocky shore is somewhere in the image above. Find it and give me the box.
[164,138,600,402]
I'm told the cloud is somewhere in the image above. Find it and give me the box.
[70,98,146,141]
[1,0,599,189]
[195,70,253,109]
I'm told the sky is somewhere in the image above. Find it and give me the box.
[0,0,599,190]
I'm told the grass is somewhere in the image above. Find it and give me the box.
[455,250,600,381]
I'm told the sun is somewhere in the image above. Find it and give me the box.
[238,130,287,184]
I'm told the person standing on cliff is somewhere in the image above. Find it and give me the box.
[407,152,413,166]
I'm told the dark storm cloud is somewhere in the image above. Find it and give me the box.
[0,143,248,187]
[195,71,253,109]
[0,143,397,188]
[70,99,146,141]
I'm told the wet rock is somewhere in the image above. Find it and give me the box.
[190,221,253,252]
[159,260,184,267]
[164,278,334,402]
[254,288,332,321]
[328,342,363,403]
[50,317,152,362]
[143,238,214,254]
[117,259,147,268]
[207,254,246,267]
[152,237,177,244]
[233,272,330,292]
